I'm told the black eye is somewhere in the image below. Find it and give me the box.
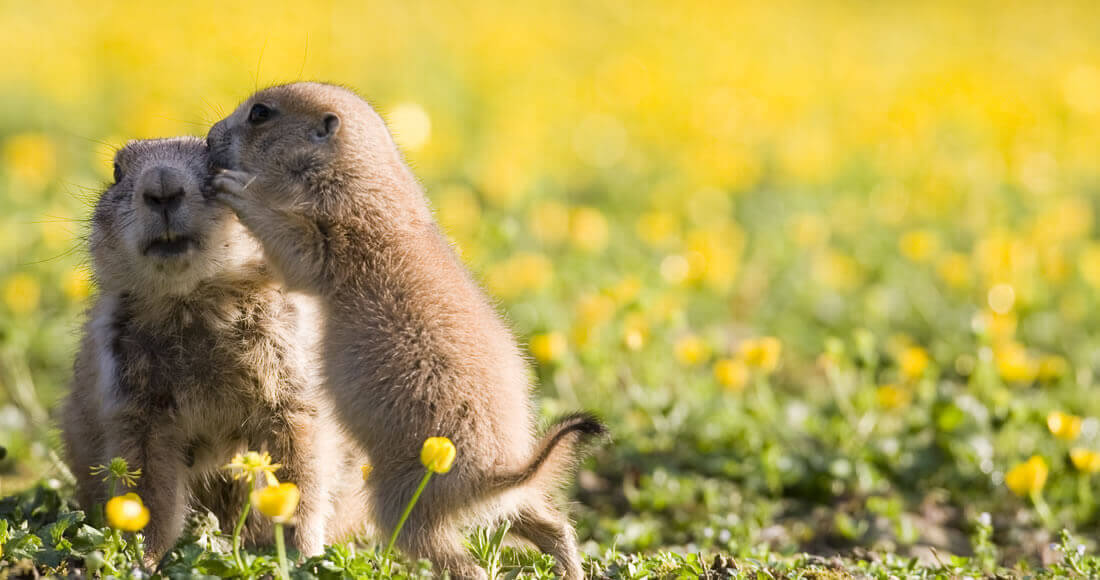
[113,162,123,182]
[248,103,274,124]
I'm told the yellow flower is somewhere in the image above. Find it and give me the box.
[1037,355,1068,382]
[3,273,40,315]
[387,102,432,152]
[975,310,1017,343]
[421,437,456,474]
[713,358,748,391]
[224,451,282,486]
[621,312,648,351]
[812,249,862,290]
[1046,411,1082,441]
[90,457,141,488]
[569,207,609,252]
[485,252,552,299]
[898,346,930,381]
[251,482,300,523]
[995,342,1038,384]
[876,384,912,410]
[636,210,680,247]
[62,267,93,302]
[435,184,482,238]
[1004,456,1048,497]
[529,201,571,244]
[608,276,641,305]
[899,229,940,263]
[683,225,744,292]
[576,294,616,327]
[530,332,567,363]
[3,133,57,190]
[1070,449,1100,474]
[740,337,782,373]
[1079,242,1100,289]
[937,252,971,289]
[674,334,710,366]
[105,493,150,532]
[361,464,373,481]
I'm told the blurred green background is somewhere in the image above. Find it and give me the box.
[4,0,1100,562]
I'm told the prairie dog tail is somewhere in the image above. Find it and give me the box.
[489,413,608,492]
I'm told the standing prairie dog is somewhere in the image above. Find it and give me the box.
[60,137,369,565]
[208,83,606,579]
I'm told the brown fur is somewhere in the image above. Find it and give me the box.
[59,137,370,566]
[207,83,607,579]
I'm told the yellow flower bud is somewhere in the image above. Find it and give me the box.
[740,337,782,373]
[421,436,456,474]
[1004,456,1048,497]
[674,335,710,366]
[876,384,912,410]
[713,358,748,391]
[1046,411,1082,441]
[361,464,374,481]
[105,493,150,532]
[251,482,300,523]
[1071,448,1100,474]
[3,273,40,316]
[530,332,568,363]
[898,346,930,381]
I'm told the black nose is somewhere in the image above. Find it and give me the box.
[140,166,187,213]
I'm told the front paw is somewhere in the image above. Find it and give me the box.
[212,169,256,196]
[212,169,257,213]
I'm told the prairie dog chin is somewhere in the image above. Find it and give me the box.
[209,83,606,580]
[61,137,368,566]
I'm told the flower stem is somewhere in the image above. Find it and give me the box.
[232,478,256,570]
[1030,490,1055,528]
[274,522,290,580]
[130,532,145,571]
[385,470,433,557]
[1079,474,1094,519]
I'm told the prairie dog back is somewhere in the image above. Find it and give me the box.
[61,137,368,565]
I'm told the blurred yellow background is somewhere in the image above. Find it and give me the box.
[4,2,1100,537]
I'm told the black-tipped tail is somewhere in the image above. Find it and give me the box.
[490,412,608,491]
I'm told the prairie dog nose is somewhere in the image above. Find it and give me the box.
[139,166,189,213]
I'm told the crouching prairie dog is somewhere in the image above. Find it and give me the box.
[208,83,607,579]
[60,137,369,565]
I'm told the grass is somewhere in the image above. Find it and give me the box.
[5,480,1100,578]
[5,0,1100,577]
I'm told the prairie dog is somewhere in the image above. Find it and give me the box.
[60,137,368,565]
[208,83,606,579]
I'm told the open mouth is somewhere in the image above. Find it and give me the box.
[143,235,197,257]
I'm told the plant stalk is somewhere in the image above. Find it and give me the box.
[385,470,434,556]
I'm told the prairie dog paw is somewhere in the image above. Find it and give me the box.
[211,170,257,213]
[212,169,257,196]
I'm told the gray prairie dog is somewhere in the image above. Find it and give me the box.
[208,83,606,579]
[60,137,368,565]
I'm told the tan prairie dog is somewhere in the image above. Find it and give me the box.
[60,137,369,565]
[208,83,606,579]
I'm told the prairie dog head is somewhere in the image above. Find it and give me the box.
[208,83,426,223]
[91,137,262,297]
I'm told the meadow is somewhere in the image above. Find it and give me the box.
[4,0,1100,577]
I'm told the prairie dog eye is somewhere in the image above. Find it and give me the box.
[248,103,274,124]
[113,162,123,183]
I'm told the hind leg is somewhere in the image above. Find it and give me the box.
[264,410,332,558]
[371,471,486,580]
[509,498,583,580]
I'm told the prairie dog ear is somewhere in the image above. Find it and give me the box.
[312,113,341,143]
